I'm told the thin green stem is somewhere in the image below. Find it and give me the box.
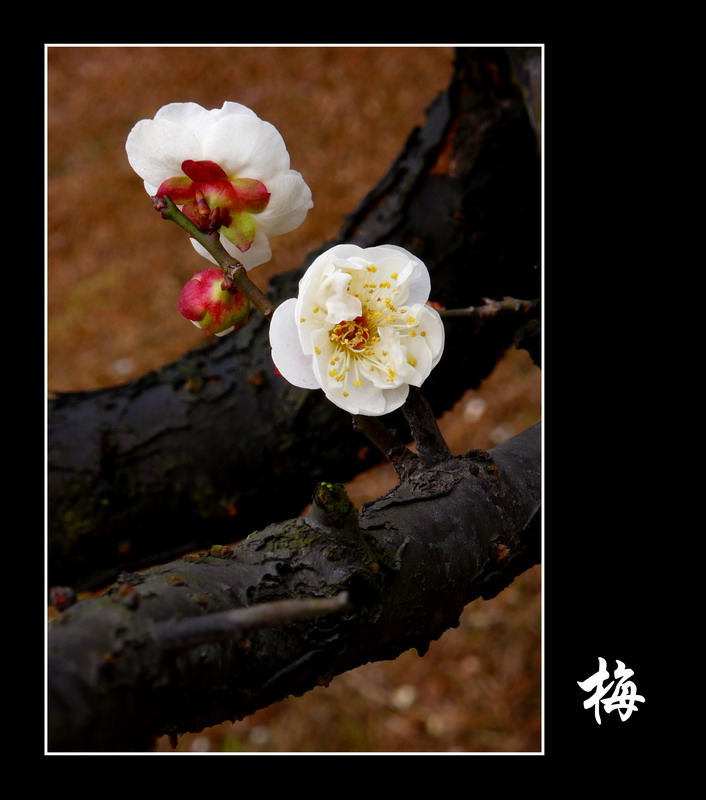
[154,195,275,320]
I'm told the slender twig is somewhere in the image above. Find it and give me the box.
[154,592,350,652]
[351,415,417,477]
[438,296,538,320]
[402,387,452,463]
[153,195,275,320]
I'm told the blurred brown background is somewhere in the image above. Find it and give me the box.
[47,45,541,753]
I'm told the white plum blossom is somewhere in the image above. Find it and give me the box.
[125,102,313,269]
[270,244,445,416]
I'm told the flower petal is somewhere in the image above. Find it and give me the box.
[189,228,272,270]
[415,304,445,367]
[320,272,361,325]
[381,384,411,415]
[203,114,290,181]
[325,381,387,416]
[257,171,314,237]
[270,299,319,389]
[296,244,368,298]
[154,102,221,137]
[126,118,202,190]
[208,101,258,123]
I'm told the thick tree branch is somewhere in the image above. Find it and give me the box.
[48,46,541,590]
[48,423,540,752]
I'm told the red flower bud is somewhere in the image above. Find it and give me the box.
[178,268,250,336]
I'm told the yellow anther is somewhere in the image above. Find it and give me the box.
[366,265,378,272]
[407,316,416,325]
[314,346,321,355]
[354,380,362,387]
[312,306,320,313]
[300,318,306,323]
[420,331,426,337]
[329,370,337,377]
[391,272,398,280]
[409,331,417,337]
[408,356,417,366]
[343,392,349,397]
[330,318,369,351]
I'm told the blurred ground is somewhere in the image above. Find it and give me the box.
[47,45,542,753]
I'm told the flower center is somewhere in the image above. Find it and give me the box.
[330,316,370,351]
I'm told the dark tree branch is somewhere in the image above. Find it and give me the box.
[48,423,540,752]
[351,415,416,478]
[154,593,350,652]
[48,46,541,591]
[439,296,538,320]
[403,387,453,464]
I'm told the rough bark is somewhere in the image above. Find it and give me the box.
[48,422,540,753]
[48,46,541,591]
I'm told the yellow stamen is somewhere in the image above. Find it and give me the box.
[330,317,370,351]
[314,346,321,355]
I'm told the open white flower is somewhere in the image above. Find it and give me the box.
[270,244,445,416]
[125,102,313,269]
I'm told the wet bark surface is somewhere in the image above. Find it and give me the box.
[48,424,540,752]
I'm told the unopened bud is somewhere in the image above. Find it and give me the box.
[178,268,250,336]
